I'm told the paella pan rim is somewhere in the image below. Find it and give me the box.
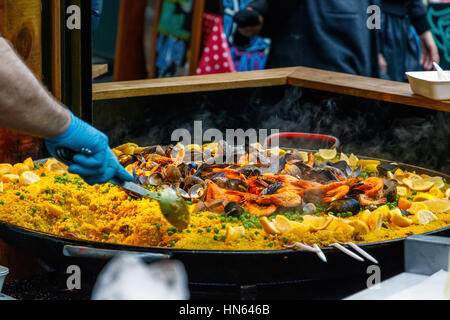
[0,220,449,256]
[0,149,449,256]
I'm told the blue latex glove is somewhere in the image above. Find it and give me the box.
[45,113,133,185]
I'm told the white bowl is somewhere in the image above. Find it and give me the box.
[406,71,450,100]
[0,266,8,292]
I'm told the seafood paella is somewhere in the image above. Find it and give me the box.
[0,142,449,250]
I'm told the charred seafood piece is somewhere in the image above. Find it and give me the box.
[383,179,398,202]
[118,154,138,167]
[326,198,360,215]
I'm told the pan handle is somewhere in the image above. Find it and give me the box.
[63,245,171,263]
[265,132,340,150]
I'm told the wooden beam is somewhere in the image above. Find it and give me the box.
[188,0,205,75]
[92,64,108,79]
[114,0,148,81]
[93,67,297,100]
[51,0,62,100]
[287,67,450,112]
[93,66,450,112]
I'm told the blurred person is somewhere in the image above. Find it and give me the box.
[233,0,380,77]
[378,0,440,81]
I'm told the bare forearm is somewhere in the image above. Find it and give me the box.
[0,38,70,138]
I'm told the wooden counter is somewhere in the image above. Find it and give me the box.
[92,66,450,112]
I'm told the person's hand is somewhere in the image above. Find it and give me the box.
[45,113,133,185]
[233,8,263,46]
[420,31,440,71]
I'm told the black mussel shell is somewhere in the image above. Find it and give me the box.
[260,182,284,196]
[326,198,360,215]
[236,165,262,177]
[225,179,248,192]
[225,202,244,217]
[377,163,400,176]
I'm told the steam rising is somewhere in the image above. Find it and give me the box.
[99,86,450,174]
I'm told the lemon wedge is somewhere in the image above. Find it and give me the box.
[390,209,412,227]
[423,177,445,189]
[428,187,444,198]
[408,202,429,215]
[273,215,293,233]
[359,209,372,224]
[260,217,281,235]
[367,210,383,231]
[396,186,408,197]
[185,144,202,153]
[23,157,34,170]
[318,149,337,160]
[357,159,381,168]
[348,220,370,235]
[27,184,41,194]
[446,189,450,199]
[402,178,434,192]
[372,205,391,220]
[112,149,123,157]
[45,160,68,173]
[302,215,333,232]
[363,163,379,173]
[416,210,438,225]
[2,174,20,182]
[225,226,246,243]
[12,163,31,175]
[20,171,41,186]
[423,199,450,213]
[340,153,350,165]
[299,151,309,163]
[349,154,359,168]
[413,192,437,202]
[0,164,13,176]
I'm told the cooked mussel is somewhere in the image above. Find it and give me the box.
[225,202,244,217]
[148,172,163,186]
[326,161,353,177]
[225,179,248,192]
[260,182,284,196]
[300,168,340,184]
[165,165,182,182]
[326,198,360,215]
[184,176,206,190]
[138,145,165,156]
[118,154,137,167]
[302,203,316,215]
[236,165,262,177]
[188,184,206,200]
[377,163,401,176]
